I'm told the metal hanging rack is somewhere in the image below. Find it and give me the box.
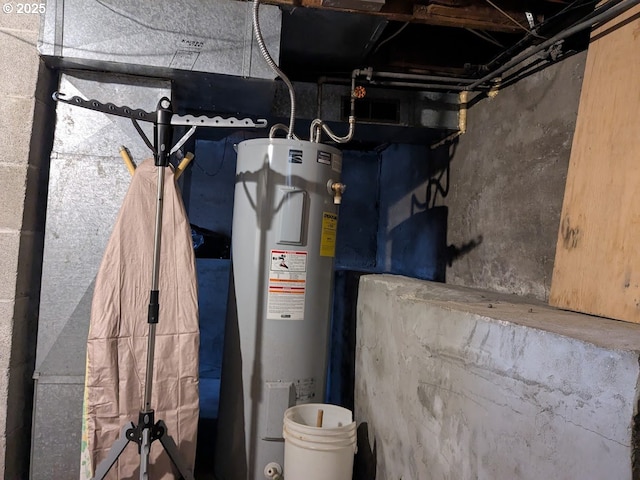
[53,91,267,480]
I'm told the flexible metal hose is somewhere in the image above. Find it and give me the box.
[270,123,300,140]
[309,70,359,143]
[253,0,296,138]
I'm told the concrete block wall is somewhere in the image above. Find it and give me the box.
[355,274,640,480]
[0,10,55,479]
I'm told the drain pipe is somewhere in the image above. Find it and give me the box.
[253,0,296,138]
[466,0,640,91]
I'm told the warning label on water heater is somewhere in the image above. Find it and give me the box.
[267,250,307,320]
[320,212,338,257]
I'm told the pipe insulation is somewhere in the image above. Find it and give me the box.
[430,90,468,149]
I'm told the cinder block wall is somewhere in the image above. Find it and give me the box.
[0,11,55,478]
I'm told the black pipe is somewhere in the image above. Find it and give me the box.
[466,0,640,91]
[484,0,606,71]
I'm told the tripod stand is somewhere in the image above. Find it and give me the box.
[53,93,266,479]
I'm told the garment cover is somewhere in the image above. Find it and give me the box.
[80,159,199,479]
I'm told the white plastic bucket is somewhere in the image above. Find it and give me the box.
[282,403,357,480]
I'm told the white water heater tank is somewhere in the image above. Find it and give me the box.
[216,138,342,480]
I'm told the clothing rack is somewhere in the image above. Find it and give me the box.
[53,91,266,480]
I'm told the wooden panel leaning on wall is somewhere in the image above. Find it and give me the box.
[550,4,640,323]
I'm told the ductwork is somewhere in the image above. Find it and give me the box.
[39,0,282,80]
[38,0,459,145]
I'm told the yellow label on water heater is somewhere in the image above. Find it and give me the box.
[320,212,338,257]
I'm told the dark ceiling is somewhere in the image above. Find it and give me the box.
[172,0,612,144]
[274,0,597,83]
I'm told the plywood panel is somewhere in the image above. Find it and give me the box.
[550,5,640,322]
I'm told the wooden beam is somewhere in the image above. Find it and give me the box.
[262,0,529,32]
[384,60,470,76]
[414,3,529,31]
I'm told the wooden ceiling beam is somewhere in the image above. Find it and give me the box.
[414,3,533,32]
[263,0,535,32]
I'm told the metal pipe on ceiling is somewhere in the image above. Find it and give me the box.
[466,0,640,91]
[318,70,476,87]
[370,71,476,84]
[369,80,468,91]
[484,0,621,71]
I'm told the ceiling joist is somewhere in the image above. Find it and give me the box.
[264,0,545,32]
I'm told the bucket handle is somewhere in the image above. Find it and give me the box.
[283,431,358,454]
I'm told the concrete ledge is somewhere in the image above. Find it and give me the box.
[355,274,640,480]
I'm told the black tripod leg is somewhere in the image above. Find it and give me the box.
[156,420,195,480]
[92,423,133,480]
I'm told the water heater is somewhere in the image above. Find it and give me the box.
[216,138,343,480]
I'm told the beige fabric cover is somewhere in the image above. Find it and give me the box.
[83,159,199,479]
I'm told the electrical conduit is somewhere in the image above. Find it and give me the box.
[253,0,296,139]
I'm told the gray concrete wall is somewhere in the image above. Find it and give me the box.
[0,10,55,479]
[442,52,587,300]
[355,274,640,480]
